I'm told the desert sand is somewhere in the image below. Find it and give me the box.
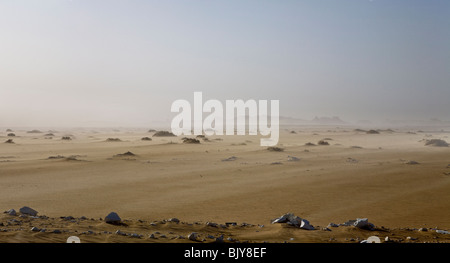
[1,126,450,243]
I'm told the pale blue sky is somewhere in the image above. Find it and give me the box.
[0,0,449,127]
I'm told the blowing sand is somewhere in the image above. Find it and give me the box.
[1,126,450,243]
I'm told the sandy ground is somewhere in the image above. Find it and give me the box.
[1,126,450,243]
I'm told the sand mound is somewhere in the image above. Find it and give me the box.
[153,131,176,137]
[425,139,448,147]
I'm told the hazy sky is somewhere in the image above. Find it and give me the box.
[1,0,449,127]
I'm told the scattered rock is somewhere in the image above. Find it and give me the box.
[5,209,17,216]
[346,157,358,163]
[105,212,122,225]
[106,138,121,142]
[61,136,72,140]
[300,219,315,230]
[19,206,38,216]
[7,133,15,137]
[188,232,198,241]
[425,139,448,147]
[317,140,329,146]
[267,147,284,152]
[206,222,218,227]
[167,218,180,223]
[114,151,136,157]
[141,137,152,141]
[222,156,237,162]
[304,142,316,146]
[436,229,450,234]
[153,131,176,137]
[328,223,339,228]
[405,160,420,165]
[47,155,66,160]
[352,218,375,230]
[215,235,224,243]
[271,213,315,230]
[115,230,126,236]
[287,156,300,162]
[350,146,363,149]
[182,138,200,144]
[4,139,14,144]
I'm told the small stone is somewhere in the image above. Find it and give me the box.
[287,156,300,162]
[328,223,339,228]
[105,212,121,225]
[188,232,198,241]
[206,222,218,227]
[215,235,224,243]
[167,218,180,223]
[6,209,16,216]
[300,219,315,230]
[418,228,428,232]
[53,229,62,234]
[115,230,126,236]
[31,227,40,232]
[353,218,374,230]
[385,236,390,242]
[149,234,156,239]
[19,206,38,216]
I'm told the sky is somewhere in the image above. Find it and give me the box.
[0,0,449,127]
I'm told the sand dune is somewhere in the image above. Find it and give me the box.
[1,126,450,243]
